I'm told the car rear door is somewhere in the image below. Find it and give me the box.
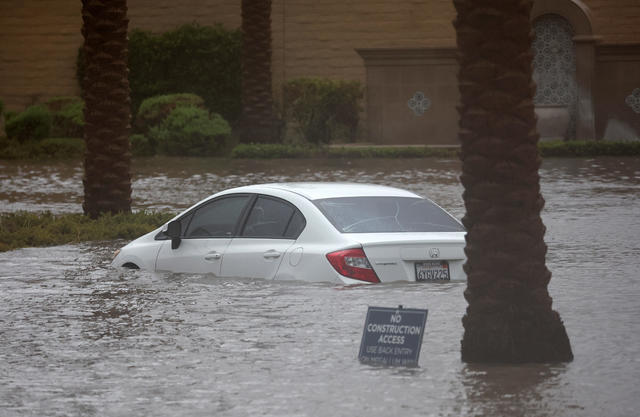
[221,195,305,280]
[155,194,252,274]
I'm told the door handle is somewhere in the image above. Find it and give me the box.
[263,250,281,259]
[204,252,222,261]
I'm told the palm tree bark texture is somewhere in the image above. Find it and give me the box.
[81,0,132,218]
[454,0,573,362]
[239,0,277,143]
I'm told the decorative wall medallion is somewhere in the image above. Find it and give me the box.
[625,88,640,114]
[533,14,577,138]
[408,91,431,116]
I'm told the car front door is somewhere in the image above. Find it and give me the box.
[155,194,252,274]
[221,195,306,280]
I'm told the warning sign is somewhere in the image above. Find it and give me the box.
[358,306,428,367]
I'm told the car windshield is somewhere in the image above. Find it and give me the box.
[314,196,465,233]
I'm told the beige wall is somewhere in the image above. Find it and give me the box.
[588,0,640,44]
[272,0,455,83]
[0,0,82,111]
[127,0,240,32]
[595,44,640,140]
[359,48,459,144]
[0,0,457,111]
[0,0,239,111]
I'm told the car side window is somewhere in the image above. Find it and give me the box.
[284,210,306,239]
[155,211,194,240]
[241,196,302,238]
[184,195,251,238]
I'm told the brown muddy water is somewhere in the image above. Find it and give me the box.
[0,157,639,417]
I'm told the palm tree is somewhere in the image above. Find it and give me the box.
[81,0,132,218]
[453,0,573,362]
[238,0,278,143]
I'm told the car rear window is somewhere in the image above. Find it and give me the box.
[314,197,465,233]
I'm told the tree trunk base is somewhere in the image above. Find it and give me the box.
[461,307,573,363]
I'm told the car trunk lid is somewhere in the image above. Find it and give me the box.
[351,232,466,282]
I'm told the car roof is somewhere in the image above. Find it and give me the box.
[226,182,421,201]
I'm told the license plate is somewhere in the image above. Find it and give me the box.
[415,261,450,281]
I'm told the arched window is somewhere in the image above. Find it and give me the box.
[533,14,577,139]
[531,0,598,140]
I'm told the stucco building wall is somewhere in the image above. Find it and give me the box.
[1,0,82,111]
[0,0,240,111]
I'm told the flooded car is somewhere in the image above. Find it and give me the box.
[112,183,466,284]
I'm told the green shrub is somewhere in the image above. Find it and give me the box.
[4,110,18,123]
[44,96,84,138]
[0,137,84,160]
[0,135,11,148]
[135,93,205,134]
[283,78,363,144]
[77,23,242,121]
[38,138,85,158]
[149,106,231,156]
[5,105,52,142]
[130,134,155,156]
[0,99,4,117]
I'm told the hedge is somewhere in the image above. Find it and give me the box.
[77,23,242,122]
[44,96,84,138]
[231,141,640,159]
[0,137,84,160]
[3,137,640,160]
[135,93,205,134]
[283,78,363,144]
[5,105,52,143]
[149,106,232,156]
[130,134,155,157]
[538,140,640,157]
[231,143,317,159]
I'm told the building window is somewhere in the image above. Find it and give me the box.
[533,14,577,139]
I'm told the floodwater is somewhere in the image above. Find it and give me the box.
[0,156,639,417]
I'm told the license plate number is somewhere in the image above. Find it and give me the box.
[415,261,450,281]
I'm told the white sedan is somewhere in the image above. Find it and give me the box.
[112,183,466,284]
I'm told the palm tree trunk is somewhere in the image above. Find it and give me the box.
[81,0,132,218]
[238,0,278,143]
[454,0,573,362]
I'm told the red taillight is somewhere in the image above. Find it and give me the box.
[326,248,380,283]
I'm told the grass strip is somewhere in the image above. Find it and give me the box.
[230,143,316,158]
[0,211,173,252]
[230,143,459,159]
[2,138,640,160]
[325,146,458,159]
[538,140,640,157]
[232,141,640,159]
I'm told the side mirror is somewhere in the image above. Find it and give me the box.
[167,220,182,249]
